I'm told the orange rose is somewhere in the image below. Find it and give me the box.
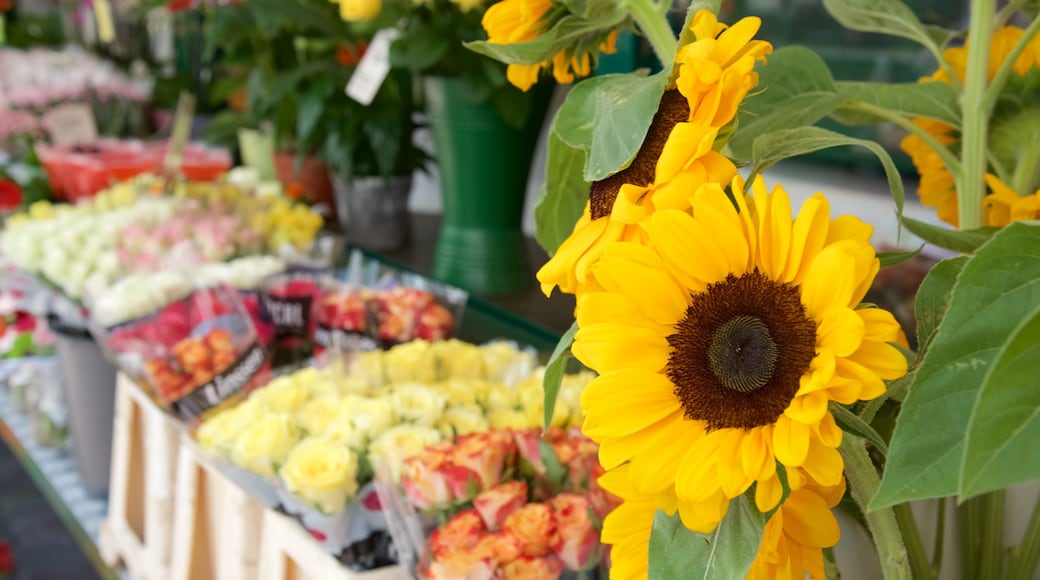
[473,531,523,566]
[497,555,565,579]
[551,494,601,571]
[503,504,558,557]
[451,430,515,490]
[512,429,546,476]
[429,509,487,561]
[474,481,527,530]
[426,551,494,580]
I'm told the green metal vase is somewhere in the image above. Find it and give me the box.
[424,76,551,295]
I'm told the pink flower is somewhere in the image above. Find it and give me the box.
[512,429,545,476]
[550,494,601,571]
[474,481,527,530]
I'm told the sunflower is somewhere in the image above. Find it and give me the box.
[536,11,769,297]
[984,173,1040,226]
[903,25,1040,227]
[481,0,619,92]
[574,176,907,532]
[596,464,664,580]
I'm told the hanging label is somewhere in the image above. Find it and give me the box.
[170,342,266,420]
[94,0,116,44]
[41,103,99,147]
[147,8,175,63]
[345,28,399,106]
[261,294,314,339]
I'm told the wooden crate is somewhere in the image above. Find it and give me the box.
[168,441,266,580]
[258,509,408,580]
[99,373,183,580]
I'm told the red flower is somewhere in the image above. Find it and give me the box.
[0,180,22,212]
[166,0,193,11]
[0,539,14,574]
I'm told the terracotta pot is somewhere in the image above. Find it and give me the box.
[273,152,336,209]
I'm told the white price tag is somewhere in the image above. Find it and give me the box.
[345,29,400,106]
[41,103,99,148]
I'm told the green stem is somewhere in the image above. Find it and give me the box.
[1011,138,1040,195]
[893,502,933,580]
[624,0,677,69]
[960,497,984,579]
[932,498,947,577]
[988,150,1013,186]
[979,490,1007,580]
[957,0,995,230]
[840,437,911,580]
[1009,494,1040,580]
[850,101,962,178]
[982,13,1040,112]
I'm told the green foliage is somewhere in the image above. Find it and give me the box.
[821,0,947,56]
[830,81,961,127]
[466,10,628,66]
[534,134,590,254]
[542,322,578,430]
[648,497,764,580]
[900,217,998,253]
[874,222,1040,508]
[878,247,924,268]
[913,256,968,350]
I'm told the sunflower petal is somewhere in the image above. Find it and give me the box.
[772,415,810,467]
[783,193,831,284]
[801,437,845,487]
[573,323,670,374]
[800,244,858,318]
[816,306,866,357]
[592,242,689,325]
[629,421,705,495]
[597,411,688,470]
[755,475,784,512]
[857,307,904,343]
[784,390,830,424]
[850,340,908,381]
[741,426,777,482]
[581,370,680,439]
[782,488,841,547]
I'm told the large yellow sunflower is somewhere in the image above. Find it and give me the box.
[903,25,1040,227]
[574,176,907,532]
[536,11,769,298]
[984,173,1040,226]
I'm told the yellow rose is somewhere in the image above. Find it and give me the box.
[336,0,381,22]
[482,383,520,411]
[433,340,487,381]
[350,396,396,439]
[438,404,491,438]
[392,384,447,426]
[322,415,366,450]
[488,408,529,430]
[368,425,443,482]
[231,412,301,478]
[195,399,263,454]
[279,437,359,514]
[250,375,309,414]
[297,396,343,435]
[439,379,485,407]
[353,350,387,388]
[384,340,439,384]
[481,342,537,386]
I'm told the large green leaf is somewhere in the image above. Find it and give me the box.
[728,46,842,160]
[749,126,905,216]
[542,321,578,431]
[831,81,961,126]
[535,133,590,254]
[822,0,938,52]
[466,12,628,66]
[913,256,968,350]
[900,216,998,253]
[551,70,669,182]
[873,222,1040,508]
[960,302,1040,498]
[648,496,764,580]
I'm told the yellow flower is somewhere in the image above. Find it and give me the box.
[984,173,1040,226]
[903,25,1040,227]
[448,0,486,12]
[296,396,344,435]
[196,399,264,454]
[747,479,845,580]
[438,404,491,438]
[481,341,538,385]
[392,383,448,425]
[573,176,907,532]
[675,11,772,128]
[596,465,661,580]
[350,396,397,440]
[334,0,381,22]
[433,339,487,380]
[230,412,301,478]
[520,383,571,428]
[368,425,443,482]
[384,340,440,384]
[482,383,521,411]
[537,12,769,299]
[279,437,360,515]
[488,407,530,430]
[250,374,310,414]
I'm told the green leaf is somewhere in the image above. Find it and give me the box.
[873,222,1040,508]
[394,27,451,72]
[648,496,764,580]
[914,256,968,350]
[296,78,334,146]
[551,70,669,182]
[878,246,923,268]
[900,216,998,253]
[832,403,889,456]
[831,81,961,127]
[535,133,590,254]
[538,438,568,493]
[466,11,627,66]
[543,322,578,431]
[729,46,843,160]
[822,0,939,51]
[960,302,1040,498]
[749,126,905,216]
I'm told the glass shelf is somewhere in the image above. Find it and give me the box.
[0,374,124,580]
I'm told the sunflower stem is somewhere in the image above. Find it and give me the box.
[1008,494,1040,580]
[932,498,947,577]
[893,502,934,580]
[840,436,911,580]
[624,0,677,70]
[982,12,1040,113]
[979,490,1007,580]
[957,0,995,231]
[849,101,962,178]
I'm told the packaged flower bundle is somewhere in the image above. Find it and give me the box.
[257,269,326,360]
[193,338,592,569]
[96,283,271,421]
[390,427,620,580]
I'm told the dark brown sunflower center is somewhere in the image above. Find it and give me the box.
[666,270,817,431]
[707,315,778,393]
